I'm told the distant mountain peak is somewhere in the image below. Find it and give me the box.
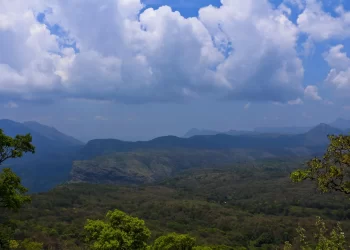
[304,123,342,140]
[302,123,343,147]
[0,119,83,146]
[0,119,21,126]
[307,123,342,134]
[317,123,330,128]
[23,121,59,132]
[23,121,83,146]
[24,120,54,127]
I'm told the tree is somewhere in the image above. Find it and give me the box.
[8,238,43,250]
[289,134,349,249]
[291,134,350,194]
[193,247,212,250]
[84,209,151,250]
[284,217,347,250]
[0,129,35,211]
[0,168,31,212]
[0,130,35,165]
[0,221,17,250]
[0,130,35,249]
[152,233,196,250]
[18,239,43,250]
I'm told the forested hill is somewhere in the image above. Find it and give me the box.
[79,123,343,160]
[70,123,345,185]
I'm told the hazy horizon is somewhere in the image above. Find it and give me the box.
[1,116,348,143]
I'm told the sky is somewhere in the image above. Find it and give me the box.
[1,0,350,142]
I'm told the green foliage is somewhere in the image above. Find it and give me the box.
[0,129,35,248]
[20,239,44,250]
[0,129,35,164]
[152,233,196,250]
[7,163,350,249]
[291,135,350,194]
[71,149,257,185]
[9,240,19,249]
[249,232,274,248]
[285,217,347,250]
[0,221,16,249]
[194,246,241,250]
[289,135,350,249]
[0,168,31,211]
[8,239,44,250]
[71,149,304,185]
[193,246,213,250]
[84,209,151,250]
[284,241,292,250]
[0,129,35,211]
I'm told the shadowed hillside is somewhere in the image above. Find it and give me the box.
[0,119,84,192]
[23,121,83,146]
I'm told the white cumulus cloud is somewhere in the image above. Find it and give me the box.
[324,44,350,93]
[297,0,350,41]
[0,0,305,104]
[198,0,304,102]
[304,85,322,100]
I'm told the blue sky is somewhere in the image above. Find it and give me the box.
[1,0,350,141]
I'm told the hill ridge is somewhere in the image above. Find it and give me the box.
[80,123,344,160]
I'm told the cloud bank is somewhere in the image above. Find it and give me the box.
[0,0,349,104]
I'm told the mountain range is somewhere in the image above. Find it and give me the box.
[0,118,349,192]
[185,118,350,137]
[81,123,344,159]
[71,123,345,186]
